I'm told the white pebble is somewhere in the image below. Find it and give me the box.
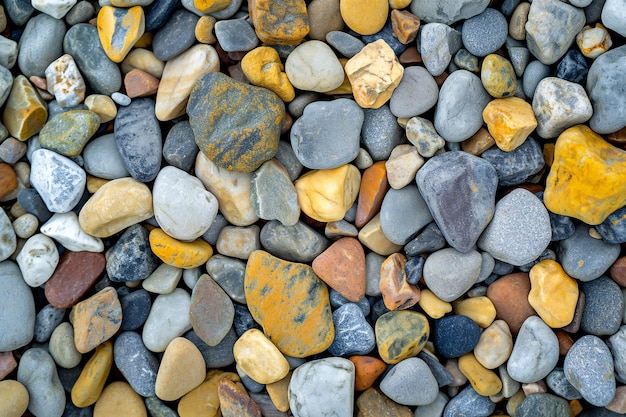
[12,213,39,239]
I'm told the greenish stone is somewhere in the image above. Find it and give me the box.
[375,310,430,364]
[187,72,285,173]
[39,110,100,157]
[145,396,178,417]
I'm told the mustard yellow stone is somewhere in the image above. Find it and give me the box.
[0,380,29,417]
[156,337,206,401]
[266,371,292,412]
[389,0,411,8]
[528,260,579,328]
[134,32,152,48]
[375,310,430,364]
[345,39,404,109]
[94,382,147,417]
[71,341,113,407]
[481,54,517,98]
[340,0,388,35]
[2,75,48,141]
[178,372,240,417]
[453,296,497,328]
[233,329,290,384]
[241,47,295,102]
[149,228,213,269]
[418,289,452,319]
[97,6,145,63]
[458,353,502,397]
[544,125,626,225]
[358,213,404,256]
[249,0,310,45]
[195,0,231,13]
[483,97,537,152]
[86,176,110,194]
[295,164,361,222]
[196,16,217,44]
[84,94,117,123]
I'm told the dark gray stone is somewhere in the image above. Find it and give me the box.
[556,49,588,84]
[404,222,447,257]
[64,402,93,417]
[145,396,178,417]
[184,328,236,368]
[329,289,370,317]
[233,303,261,337]
[119,288,152,331]
[580,276,624,336]
[18,13,65,78]
[152,9,199,61]
[325,31,365,58]
[106,224,160,282]
[260,220,328,263]
[433,315,481,358]
[418,350,455,387]
[405,256,425,285]
[214,19,259,52]
[596,206,626,244]
[481,138,544,186]
[380,184,433,245]
[546,368,582,400]
[34,304,65,343]
[206,254,246,304]
[274,140,303,182]
[361,104,404,161]
[65,1,95,25]
[328,303,375,357]
[362,22,406,55]
[114,331,159,397]
[162,121,198,172]
[3,0,34,25]
[144,0,181,32]
[443,385,496,417]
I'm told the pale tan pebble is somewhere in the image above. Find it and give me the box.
[45,54,87,107]
[358,213,403,256]
[121,48,165,79]
[509,2,530,41]
[12,213,39,239]
[84,94,117,123]
[606,385,626,414]
[233,329,290,385]
[49,322,82,369]
[396,117,410,128]
[588,227,602,239]
[445,358,467,387]
[506,389,526,416]
[522,380,547,396]
[94,382,147,417]
[385,144,424,189]
[13,161,30,187]
[10,201,27,218]
[86,175,110,193]
[0,5,6,32]
[155,337,206,401]
[473,320,513,370]
[216,225,261,260]
[0,380,29,417]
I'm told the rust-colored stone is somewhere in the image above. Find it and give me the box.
[349,356,387,391]
[379,253,420,310]
[124,68,159,98]
[398,47,422,64]
[45,251,106,309]
[312,237,366,302]
[0,352,17,380]
[555,329,574,356]
[217,378,262,417]
[0,163,17,200]
[390,9,420,44]
[610,256,626,287]
[486,272,537,334]
[355,161,388,228]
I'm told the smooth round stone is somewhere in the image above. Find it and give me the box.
[289,358,355,417]
[233,303,261,337]
[210,0,242,19]
[474,320,513,369]
[17,348,65,417]
[142,288,192,352]
[190,274,234,346]
[106,224,159,282]
[290,98,363,170]
[361,104,404,161]
[82,133,130,179]
[486,272,537,335]
[18,13,65,78]
[30,148,86,213]
[420,23,462,76]
[0,209,16,262]
[12,213,37,239]
[481,137,544,186]
[516,393,570,417]
[0,261,35,351]
[389,66,438,118]
[162,121,198,172]
[558,223,621,281]
[380,184,433,245]
[507,316,559,383]
[328,303,376,357]
[325,31,365,58]
[64,23,122,95]
[462,8,508,57]
[380,358,438,406]
[34,304,65,343]
[94,381,146,417]
[423,248,483,302]
[119,288,151,331]
[155,337,205,401]
[49,322,82,368]
[114,97,162,182]
[587,44,626,134]
[152,9,199,61]
[602,0,626,37]
[478,189,551,266]
[523,59,551,98]
[214,19,258,52]
[0,380,29,417]
[205,254,246,304]
[3,0,35,25]
[16,233,59,287]
[234,329,289,385]
[410,0,490,25]
[260,220,328,263]
[375,310,430,364]
[114,331,159,397]
[547,368,582,400]
[285,40,345,93]
[442,385,495,417]
[16,188,50,224]
[434,70,491,142]
[433,315,481,358]
[508,46,530,78]
[142,263,182,294]
[185,328,237,368]
[565,335,615,407]
[216,225,260,260]
[580,276,624,336]
[481,54,516,98]
[65,1,95,25]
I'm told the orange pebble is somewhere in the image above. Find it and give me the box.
[555,329,574,356]
[349,355,387,391]
[355,161,388,228]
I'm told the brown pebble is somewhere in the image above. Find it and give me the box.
[555,329,574,356]
[312,237,366,302]
[461,128,496,155]
[390,9,420,44]
[379,253,420,310]
[486,272,537,334]
[0,163,17,200]
[356,387,413,417]
[610,256,626,287]
[0,351,17,380]
[308,0,344,40]
[124,68,160,98]
[228,63,248,84]
[398,47,422,64]
[227,50,248,61]
[195,15,217,44]
[607,126,626,145]
[607,385,626,414]
[28,75,47,91]
[45,251,106,309]
[217,378,262,417]
[280,113,293,134]
[434,72,449,87]
[355,161,389,228]
[70,286,122,353]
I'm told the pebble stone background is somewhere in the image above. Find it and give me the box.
[1,0,626,416]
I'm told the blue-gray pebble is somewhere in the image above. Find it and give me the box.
[214,19,259,52]
[184,328,236,368]
[162,121,199,172]
[106,224,159,282]
[443,385,496,417]
[83,133,131,180]
[152,9,199,61]
[556,50,588,84]
[114,331,159,397]
[481,138,544,186]
[608,326,626,384]
[418,351,455,387]
[580,276,623,336]
[329,289,370,317]
[328,303,375,357]
[34,304,66,343]
[205,254,246,304]
[144,0,180,32]
[380,184,433,245]
[433,315,481,358]
[18,13,65,77]
[119,288,152,331]
[362,22,406,55]
[0,261,35,351]
[3,0,34,25]
[522,60,551,98]
[461,8,508,57]
[587,44,626,134]
[515,393,570,417]
[546,368,582,400]
[233,303,261,337]
[404,222,447,257]
[596,206,626,244]
[361,104,404,160]
[259,220,328,263]
[325,31,365,58]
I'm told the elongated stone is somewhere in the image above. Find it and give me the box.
[2,75,47,141]
[190,274,234,346]
[71,341,113,407]
[250,159,300,226]
[45,54,86,108]
[17,13,65,78]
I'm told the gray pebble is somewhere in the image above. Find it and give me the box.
[523,59,551,98]
[516,393,570,417]
[423,248,483,302]
[214,19,259,52]
[83,133,131,180]
[0,35,17,69]
[380,184,433,245]
[361,104,404,161]
[587,44,626,134]
[0,261,35,351]
[327,303,375,357]
[325,31,365,58]
[410,0,490,25]
[389,66,439,118]
[17,348,66,417]
[34,304,66,343]
[206,254,246,304]
[461,8,508,57]
[580,276,624,336]
[380,358,439,406]
[162,121,198,172]
[152,9,199,61]
[443,385,496,417]
[260,220,328,263]
[420,23,462,76]
[65,1,95,25]
[608,325,626,384]
[507,316,559,383]
[18,13,65,78]
[547,368,582,400]
[365,252,384,297]
[114,331,159,397]
[30,149,86,213]
[274,140,303,182]
[184,328,236,368]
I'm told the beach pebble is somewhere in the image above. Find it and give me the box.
[361,105,405,161]
[234,329,289,384]
[82,134,129,180]
[49,322,82,369]
[587,44,626,134]
[114,331,159,397]
[380,357,438,406]
[0,380,29,417]
[380,184,432,245]
[410,0,489,25]
[16,233,59,287]
[405,117,445,158]
[462,8,508,57]
[389,66,438,118]
[481,137,544,186]
[93,381,146,417]
[214,19,259,52]
[30,149,85,213]
[375,310,430,364]
[473,320,513,369]
[420,23,461,76]
[142,288,192,352]
[424,248,483,302]
[580,276,624,336]
[328,303,376,356]
[507,316,559,383]
[433,315,481,358]
[0,209,16,262]
[285,40,345,93]
[17,348,65,417]
[0,261,35,351]
[602,0,626,37]
[608,326,626,383]
[34,304,65,343]
[516,393,570,417]
[442,385,496,417]
[17,13,65,78]
[260,220,328,263]
[71,341,113,407]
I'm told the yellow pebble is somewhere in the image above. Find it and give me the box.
[458,353,502,397]
[71,341,114,408]
[134,32,152,48]
[418,289,452,319]
[295,164,361,222]
[576,23,612,59]
[149,228,213,269]
[2,75,48,141]
[340,0,388,35]
[375,310,430,364]
[249,0,310,45]
[86,175,110,194]
[506,389,526,416]
[195,0,231,14]
[97,6,145,63]
[241,47,295,102]
[528,260,579,328]
[94,382,147,417]
[178,372,240,417]
[266,371,292,412]
[121,48,165,79]
[0,380,29,417]
[481,54,517,98]
[483,97,537,152]
[389,0,411,8]
[544,125,626,225]
[196,16,217,44]
[233,329,290,384]
[453,296,497,328]
[84,94,118,123]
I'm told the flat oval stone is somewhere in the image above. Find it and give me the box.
[516,393,570,417]
[71,341,113,407]
[375,310,429,364]
[70,287,122,353]
[443,385,495,417]
[214,19,259,52]
[49,322,82,368]
[155,337,206,401]
[152,9,199,61]
[389,66,439,118]
[119,288,152,331]
[142,288,192,352]
[361,105,405,161]
[63,23,122,95]
[245,250,334,357]
[234,329,290,385]
[474,320,513,369]
[481,54,516,98]
[190,274,234,346]
[580,277,623,336]
[259,220,328,263]
[507,316,559,383]
[587,44,626,134]
[481,137,544,186]
[150,228,213,269]
[0,380,29,417]
[380,357,438,406]
[285,40,345,93]
[144,0,179,31]
[458,353,502,397]
[18,13,65,78]
[410,0,489,25]
[34,304,66,343]
[205,254,246,304]
[188,73,284,173]
[328,303,376,357]
[45,250,105,308]
[17,348,65,417]
[433,315,481,358]
[565,335,615,407]
[0,261,35,351]
[528,260,579,328]
[16,233,59,287]
[487,272,537,334]
[30,148,86,213]
[162,121,198,172]
[114,97,162,183]
[547,368,583,400]
[39,110,100,157]
[380,184,433,245]
[423,248,483,302]
[82,133,130,179]
[114,331,159,397]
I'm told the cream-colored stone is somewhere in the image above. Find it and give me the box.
[385,144,424,189]
[358,213,403,256]
[473,320,513,369]
[0,380,29,417]
[121,48,165,79]
[234,329,290,384]
[155,337,206,401]
[84,94,117,123]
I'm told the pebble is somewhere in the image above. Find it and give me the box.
[481,137,544,186]
[15,233,58,287]
[84,94,117,123]
[487,272,537,334]
[71,341,113,407]
[325,31,365,58]
[356,387,412,417]
[34,303,65,343]
[423,248,482,302]
[162,121,198,172]
[410,0,489,25]
[389,66,438,118]
[528,260,579,328]
[70,287,122,353]
[361,104,405,160]
[405,117,445,158]
[312,237,366,302]
[473,319,513,369]
[481,54,516,98]
[577,23,612,59]
[433,315,481,358]
[453,296,496,328]
[285,40,345,93]
[17,348,65,417]
[112,331,159,398]
[547,368,583,400]
[82,133,129,179]
[39,110,100,157]
[556,49,588,84]
[17,13,65,78]
[601,0,626,37]
[462,8,508,57]
[141,288,192,352]
[214,19,258,52]
[155,337,206,401]
[416,151,497,253]
[507,316,559,383]
[378,252,420,310]
[93,381,147,417]
[0,261,35,351]
[442,385,496,417]
[587,44,626,134]
[288,357,355,417]
[516,393,570,417]
[420,23,461,77]
[355,162,388,227]
[205,255,245,303]
[105,224,158,282]
[483,97,537,152]
[45,54,86,108]
[189,273,233,346]
[3,75,48,141]
[3,0,34,26]
[375,310,430,364]
[49,322,82,368]
[186,328,237,368]
[152,9,198,61]
[564,335,616,407]
[0,380,29,417]
[242,46,294,102]
[380,185,432,245]
[218,377,263,417]
[328,303,376,356]
[380,357,438,406]
[260,220,328,263]
[349,356,387,392]
[234,329,289,384]
[580,276,624,336]
[308,0,343,41]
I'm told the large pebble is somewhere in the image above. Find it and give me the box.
[0,261,35,351]
[70,287,122,353]
[234,329,289,384]
[97,5,145,63]
[389,66,438,118]
[18,13,65,78]
[580,277,624,336]
[516,393,570,417]
[82,133,130,179]
[17,348,65,417]
[190,274,234,346]
[45,54,86,108]
[375,310,430,364]
[205,255,246,304]
[16,233,59,287]
[528,260,579,328]
[473,320,513,369]
[154,337,207,401]
[119,288,152,331]
[2,75,47,141]
[442,385,495,417]
[152,9,198,61]
[487,272,537,335]
[106,224,159,282]
[93,381,146,417]
[507,316,559,383]
[114,331,159,397]
[30,149,85,213]
[0,208,16,261]
[39,110,99,157]
[420,23,461,77]
[250,159,300,227]
[410,0,489,25]
[587,44,626,134]
[361,105,405,161]
[433,315,481,358]
[260,220,328,263]
[462,8,508,57]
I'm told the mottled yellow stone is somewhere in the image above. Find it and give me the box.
[94,382,147,417]
[266,371,292,412]
[196,16,217,44]
[358,213,404,256]
[84,94,117,123]
[234,329,290,384]
[78,177,153,238]
[345,39,404,109]
[576,23,612,59]
[375,310,429,364]
[149,228,213,269]
[453,297,497,328]
[481,54,517,98]
[0,380,29,417]
[473,320,513,369]
[418,289,452,319]
[195,0,231,13]
[70,287,122,354]
[156,337,206,401]
[295,164,361,222]
[544,125,626,224]
[249,0,310,45]
[458,353,502,397]
[242,47,295,102]
[528,260,579,328]
[483,97,537,152]
[2,75,48,141]
[178,372,240,417]
[340,0,388,35]
[121,48,165,79]
[71,341,113,407]
[97,6,144,63]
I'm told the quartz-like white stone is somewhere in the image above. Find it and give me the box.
[32,0,77,19]
[16,234,59,287]
[142,288,192,352]
[45,54,86,107]
[0,208,16,262]
[40,212,104,253]
[142,263,183,295]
